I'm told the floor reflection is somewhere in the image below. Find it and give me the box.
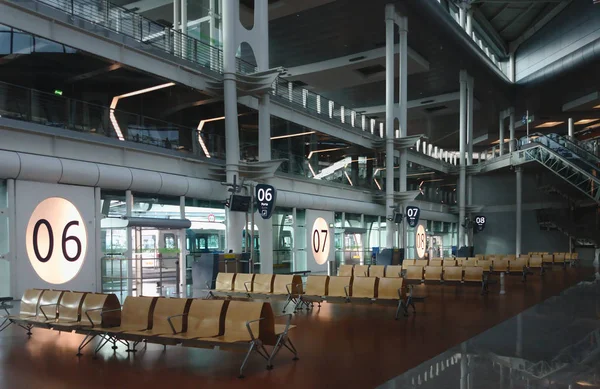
[379,280,600,389]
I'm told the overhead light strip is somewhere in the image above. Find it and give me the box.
[270,131,315,140]
[307,147,349,159]
[110,82,176,141]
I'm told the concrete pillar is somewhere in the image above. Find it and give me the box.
[257,0,271,163]
[125,190,133,296]
[568,117,574,139]
[258,216,273,274]
[94,187,102,292]
[385,4,396,248]
[180,0,187,34]
[179,195,186,296]
[399,15,408,252]
[516,166,522,256]
[509,108,515,152]
[467,76,474,247]
[459,70,468,248]
[223,0,243,253]
[499,111,505,156]
[458,6,466,30]
[351,156,359,186]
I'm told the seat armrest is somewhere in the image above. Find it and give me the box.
[274,313,293,335]
[167,313,188,334]
[84,307,119,328]
[244,281,252,294]
[39,303,58,320]
[245,317,264,341]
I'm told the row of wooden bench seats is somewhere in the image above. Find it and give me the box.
[210,273,411,319]
[404,266,492,294]
[1,289,297,377]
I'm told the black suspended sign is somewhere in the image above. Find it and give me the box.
[255,184,276,220]
[405,206,420,228]
[475,215,486,232]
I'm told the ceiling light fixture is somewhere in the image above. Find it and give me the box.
[307,147,349,159]
[574,118,600,125]
[196,116,226,158]
[534,121,564,128]
[594,104,600,109]
[270,131,315,140]
[344,171,354,186]
[110,82,176,141]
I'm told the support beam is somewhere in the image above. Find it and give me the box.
[399,15,408,251]
[509,107,516,152]
[385,3,396,249]
[516,166,522,257]
[499,111,505,156]
[467,75,474,246]
[458,70,468,248]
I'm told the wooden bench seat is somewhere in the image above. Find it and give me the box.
[24,290,64,327]
[350,277,377,299]
[354,265,370,277]
[74,293,121,355]
[424,266,442,282]
[385,265,402,278]
[443,259,456,267]
[369,265,385,278]
[428,259,442,267]
[492,258,509,272]
[1,289,46,335]
[405,266,424,282]
[376,278,410,319]
[463,267,489,295]
[45,291,88,329]
[338,265,354,277]
[442,267,463,282]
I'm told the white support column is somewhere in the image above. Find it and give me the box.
[458,70,468,248]
[179,195,186,297]
[385,4,396,249]
[568,117,574,139]
[399,15,408,253]
[499,111,505,156]
[180,0,187,35]
[458,6,466,30]
[94,187,102,293]
[516,166,522,256]
[509,108,515,152]
[256,0,271,162]
[173,0,180,55]
[467,76,474,247]
[465,7,473,36]
[125,190,133,296]
[7,179,16,297]
[223,0,243,253]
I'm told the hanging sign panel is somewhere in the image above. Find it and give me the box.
[475,215,486,232]
[255,184,276,220]
[406,206,420,228]
[25,197,88,284]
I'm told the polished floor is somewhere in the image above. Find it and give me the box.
[0,267,595,389]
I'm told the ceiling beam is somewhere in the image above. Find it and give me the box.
[498,3,536,35]
[65,63,122,83]
[473,8,508,56]
[509,1,571,52]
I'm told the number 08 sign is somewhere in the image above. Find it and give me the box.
[25,197,87,284]
[311,217,330,265]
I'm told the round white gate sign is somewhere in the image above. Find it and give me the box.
[311,217,330,265]
[415,224,427,259]
[25,197,87,284]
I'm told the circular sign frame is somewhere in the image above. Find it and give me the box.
[311,217,330,265]
[25,197,87,284]
[415,224,427,259]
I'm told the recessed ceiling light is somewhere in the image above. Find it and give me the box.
[535,121,564,128]
[594,104,600,109]
[574,119,600,125]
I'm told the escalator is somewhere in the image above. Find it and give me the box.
[529,133,600,177]
[518,143,600,202]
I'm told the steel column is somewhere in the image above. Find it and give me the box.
[516,166,522,256]
[458,70,468,248]
[385,4,396,248]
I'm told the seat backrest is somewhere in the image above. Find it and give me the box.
[542,254,554,261]
[401,259,416,269]
[463,258,477,267]
[443,267,463,281]
[353,265,370,277]
[57,292,87,322]
[464,267,483,282]
[377,278,404,300]
[476,259,492,270]
[338,265,354,277]
[571,252,579,259]
[305,276,329,296]
[424,266,442,280]
[272,275,303,295]
[485,255,496,262]
[352,277,377,298]
[81,293,121,327]
[233,273,255,292]
[529,256,542,267]
[443,259,456,267]
[369,265,385,278]
[493,258,509,270]
[429,259,442,267]
[554,253,565,261]
[151,298,190,334]
[121,296,157,329]
[415,259,429,267]
[405,266,423,280]
[215,273,236,291]
[510,258,526,270]
[252,274,274,294]
[455,258,465,267]
[385,265,402,278]
[38,290,64,319]
[20,289,44,317]
[222,301,276,345]
[186,299,226,338]
[327,276,352,297]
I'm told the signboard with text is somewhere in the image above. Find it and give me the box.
[255,184,276,220]
[475,215,486,232]
[406,206,420,228]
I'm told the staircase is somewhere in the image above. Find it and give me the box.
[536,208,599,247]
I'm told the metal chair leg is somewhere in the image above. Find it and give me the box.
[239,341,256,378]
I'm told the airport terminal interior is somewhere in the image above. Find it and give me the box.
[1,0,600,387]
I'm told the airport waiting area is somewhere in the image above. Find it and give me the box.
[1,0,600,387]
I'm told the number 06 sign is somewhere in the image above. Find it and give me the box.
[311,217,330,265]
[25,197,87,284]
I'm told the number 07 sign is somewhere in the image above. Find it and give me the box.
[311,217,330,265]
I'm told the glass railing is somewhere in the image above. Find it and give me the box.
[0,81,229,158]
[14,0,224,72]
